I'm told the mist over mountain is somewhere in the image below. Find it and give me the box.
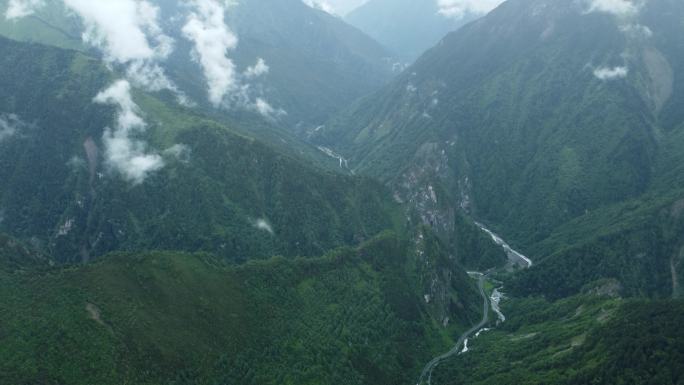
[0,0,395,129]
[1,0,683,384]
[346,0,494,62]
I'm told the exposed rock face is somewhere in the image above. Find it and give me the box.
[414,228,476,329]
[583,279,623,298]
[641,47,674,114]
[394,142,455,236]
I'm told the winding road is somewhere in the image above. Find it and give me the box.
[417,273,490,385]
[416,223,532,385]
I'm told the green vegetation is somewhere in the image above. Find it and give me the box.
[510,190,684,299]
[0,232,479,385]
[432,294,684,385]
[318,0,684,299]
[0,36,402,263]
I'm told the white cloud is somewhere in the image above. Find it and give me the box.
[620,23,652,38]
[63,0,171,63]
[5,0,185,98]
[182,1,282,117]
[585,0,640,18]
[252,97,287,119]
[437,0,505,19]
[182,0,239,107]
[302,0,337,15]
[94,80,164,184]
[594,66,629,80]
[0,113,22,142]
[61,0,180,95]
[244,58,269,79]
[4,0,44,20]
[251,218,274,235]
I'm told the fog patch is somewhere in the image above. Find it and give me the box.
[594,65,629,80]
[163,143,191,163]
[182,0,282,118]
[4,0,44,19]
[94,80,164,185]
[251,218,275,235]
[302,0,336,15]
[244,58,269,79]
[182,0,239,107]
[437,0,505,19]
[0,113,23,142]
[585,0,640,18]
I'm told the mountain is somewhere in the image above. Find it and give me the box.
[0,35,402,264]
[346,0,479,62]
[0,33,503,384]
[317,0,684,298]
[434,294,684,384]
[0,0,395,130]
[0,231,485,385]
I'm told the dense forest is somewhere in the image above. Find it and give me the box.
[0,0,683,384]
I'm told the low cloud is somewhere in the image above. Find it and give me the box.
[5,0,181,96]
[5,0,280,117]
[63,0,178,94]
[251,218,275,235]
[63,0,170,63]
[252,98,286,120]
[182,0,282,118]
[302,0,336,15]
[437,0,505,19]
[163,143,191,163]
[94,80,164,184]
[584,1,650,81]
[4,0,43,20]
[182,0,239,107]
[585,0,640,18]
[0,113,23,142]
[620,23,652,38]
[244,58,269,79]
[594,66,629,80]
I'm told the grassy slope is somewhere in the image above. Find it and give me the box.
[0,232,480,385]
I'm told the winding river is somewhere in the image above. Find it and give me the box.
[416,224,532,385]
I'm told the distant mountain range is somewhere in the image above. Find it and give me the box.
[346,0,483,62]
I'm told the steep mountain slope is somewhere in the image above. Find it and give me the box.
[0,36,400,264]
[318,0,684,296]
[433,294,684,385]
[0,232,483,385]
[0,0,394,129]
[346,0,478,62]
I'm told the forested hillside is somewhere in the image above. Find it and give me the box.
[318,0,684,298]
[0,36,400,263]
[1,0,683,384]
[0,231,483,385]
[433,295,684,385]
